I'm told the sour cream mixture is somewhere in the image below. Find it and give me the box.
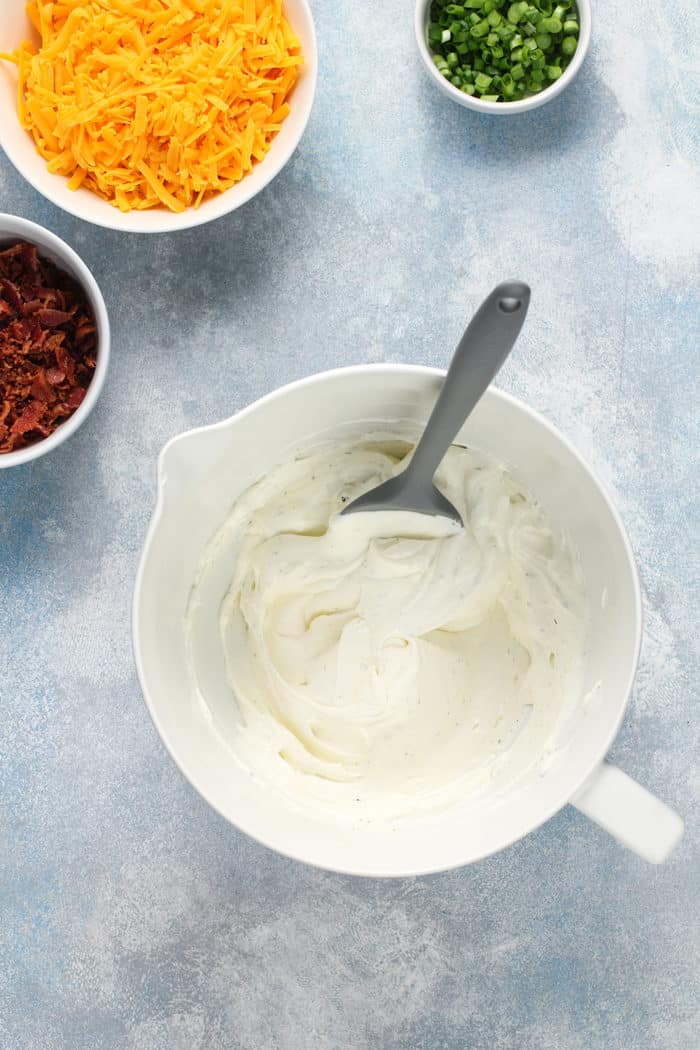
[187,437,588,818]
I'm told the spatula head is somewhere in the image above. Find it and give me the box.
[342,471,462,525]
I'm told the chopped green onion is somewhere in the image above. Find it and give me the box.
[426,0,579,101]
[471,19,490,37]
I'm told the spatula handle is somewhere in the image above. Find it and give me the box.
[408,281,530,482]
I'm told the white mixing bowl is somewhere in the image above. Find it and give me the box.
[133,366,683,875]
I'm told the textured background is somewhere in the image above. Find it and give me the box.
[1,1,698,1048]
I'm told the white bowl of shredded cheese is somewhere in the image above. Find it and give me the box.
[0,0,317,233]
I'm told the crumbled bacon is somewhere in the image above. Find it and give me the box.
[36,307,75,327]
[0,241,97,454]
[11,399,46,437]
[0,278,23,312]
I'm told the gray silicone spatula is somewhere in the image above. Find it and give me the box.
[342,280,531,526]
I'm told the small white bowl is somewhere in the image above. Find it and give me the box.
[415,0,591,114]
[0,1,317,233]
[0,213,110,469]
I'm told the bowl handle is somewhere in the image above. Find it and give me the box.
[571,762,683,863]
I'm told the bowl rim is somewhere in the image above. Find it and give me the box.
[414,0,592,115]
[0,0,318,233]
[0,212,110,468]
[132,363,642,877]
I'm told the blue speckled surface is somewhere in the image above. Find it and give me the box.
[1,2,698,1047]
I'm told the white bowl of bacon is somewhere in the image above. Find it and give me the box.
[0,1,317,233]
[0,213,110,468]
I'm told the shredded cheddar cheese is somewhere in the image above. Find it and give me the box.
[1,0,303,212]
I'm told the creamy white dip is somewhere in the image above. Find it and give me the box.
[187,437,588,818]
